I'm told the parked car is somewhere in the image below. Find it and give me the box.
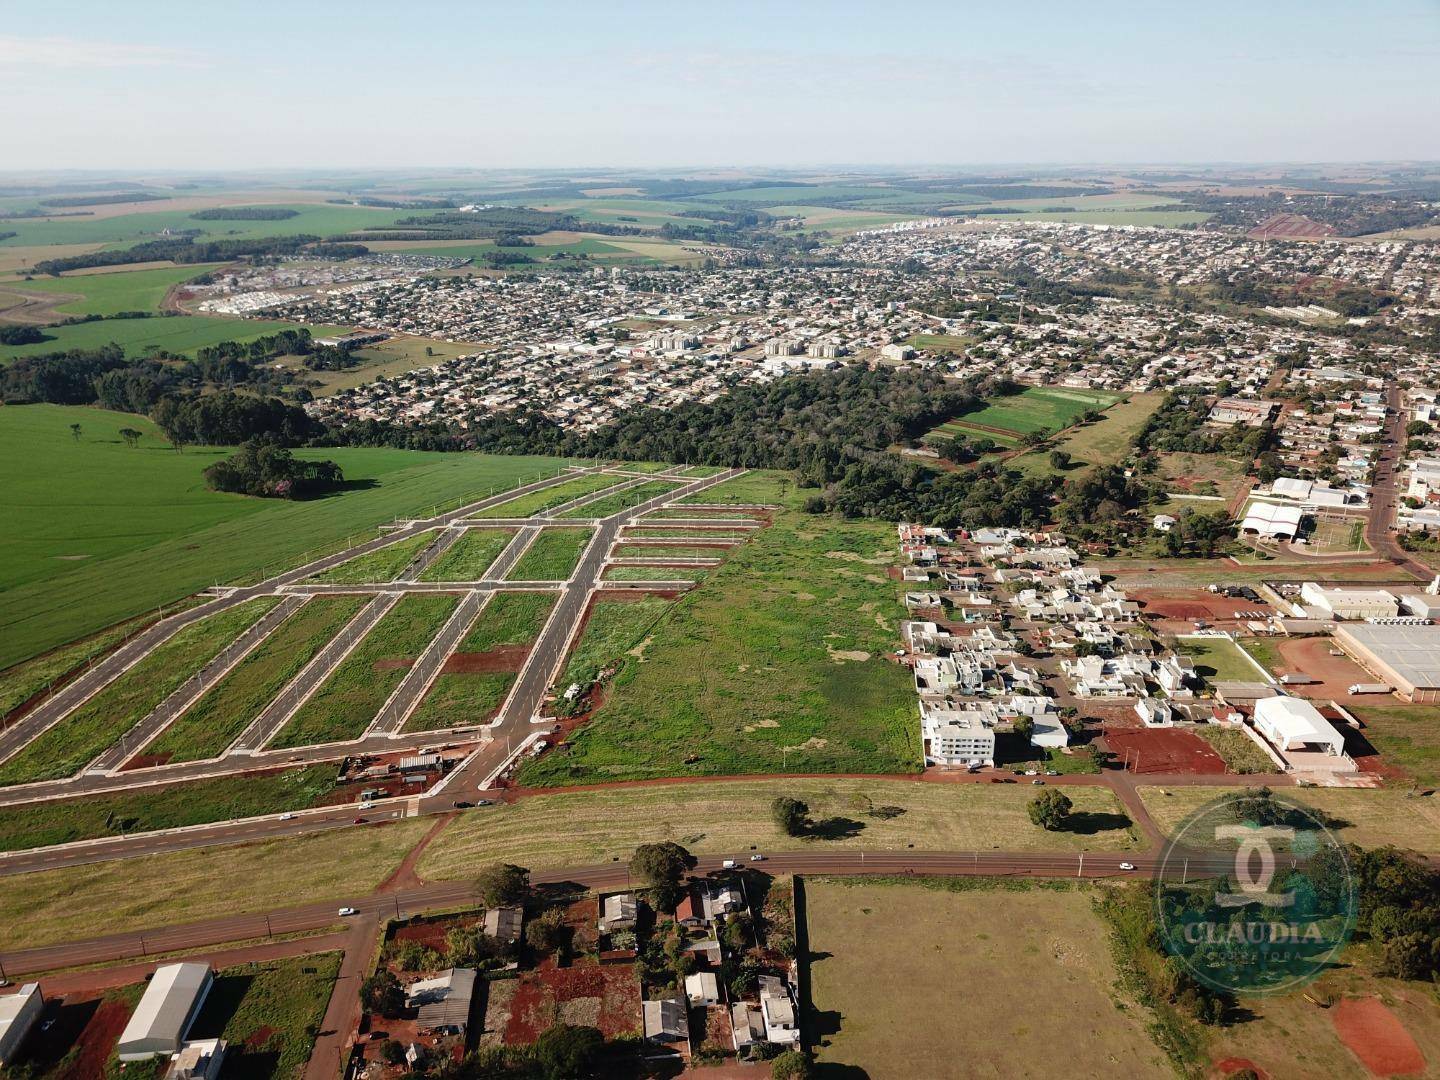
[338,907,358,917]
[475,799,493,806]
[452,801,473,809]
[1031,779,1045,785]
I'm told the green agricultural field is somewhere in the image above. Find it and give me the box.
[141,596,371,764]
[0,764,336,851]
[557,596,673,692]
[928,385,1125,443]
[386,237,633,263]
[558,480,683,519]
[0,598,280,787]
[506,528,593,580]
[1176,636,1267,683]
[418,528,514,581]
[0,313,349,363]
[0,404,568,668]
[468,472,615,519]
[1009,392,1165,477]
[308,531,433,584]
[0,263,222,316]
[271,593,459,749]
[459,591,556,652]
[517,475,922,784]
[190,954,340,1080]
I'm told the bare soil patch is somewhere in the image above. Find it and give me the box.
[444,644,529,674]
[1103,725,1229,775]
[1332,996,1426,1077]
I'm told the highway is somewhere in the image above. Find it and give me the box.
[1365,382,1431,580]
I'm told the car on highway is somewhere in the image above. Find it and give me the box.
[338,907,358,917]
[722,859,739,869]
[358,800,376,810]
[279,812,295,821]
[1031,779,1044,785]
[750,854,765,861]
[1118,862,1137,871]
[353,816,368,824]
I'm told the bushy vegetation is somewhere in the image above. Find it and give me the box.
[203,437,343,498]
[190,206,300,220]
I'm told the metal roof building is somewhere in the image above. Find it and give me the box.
[406,968,476,1034]
[1333,623,1440,703]
[0,983,44,1066]
[117,963,213,1061]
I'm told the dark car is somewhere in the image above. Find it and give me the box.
[353,816,368,824]
[453,801,473,809]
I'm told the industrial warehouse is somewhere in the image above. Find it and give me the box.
[1332,623,1440,703]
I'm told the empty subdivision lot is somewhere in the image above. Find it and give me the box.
[1,818,432,950]
[139,595,370,765]
[419,780,1137,879]
[506,528,593,580]
[806,879,1171,1079]
[418,528,514,581]
[559,480,684,519]
[1139,787,1440,851]
[0,598,280,786]
[601,565,706,582]
[271,593,459,749]
[405,591,557,732]
[307,531,432,584]
[555,595,674,691]
[468,473,617,519]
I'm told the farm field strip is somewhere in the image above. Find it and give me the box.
[0,599,281,788]
[270,593,460,749]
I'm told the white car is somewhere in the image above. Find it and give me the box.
[338,907,358,917]
[1118,862,1137,872]
[358,801,375,810]
[750,854,765,862]
[722,859,739,869]
[279,812,295,821]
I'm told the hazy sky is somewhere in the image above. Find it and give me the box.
[4,0,1439,170]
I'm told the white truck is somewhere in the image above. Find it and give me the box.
[1348,683,1392,695]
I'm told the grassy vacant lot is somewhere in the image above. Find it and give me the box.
[677,470,786,505]
[807,879,1171,1079]
[1191,726,1279,774]
[143,596,370,764]
[518,481,922,783]
[0,263,220,316]
[0,608,174,717]
[602,565,705,582]
[559,480,683,519]
[557,596,673,691]
[468,472,614,519]
[906,332,973,352]
[191,954,340,1080]
[272,593,459,748]
[308,532,432,584]
[1347,704,1440,786]
[280,334,477,397]
[1176,636,1266,683]
[611,544,725,559]
[0,598,280,787]
[0,818,430,950]
[1139,786,1440,851]
[407,670,514,732]
[624,527,752,538]
[506,528,592,580]
[0,313,348,363]
[1011,392,1164,477]
[0,404,568,667]
[419,528,514,581]
[461,591,556,652]
[419,780,1137,879]
[929,385,1124,442]
[0,764,337,851]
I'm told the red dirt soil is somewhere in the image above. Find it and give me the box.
[57,996,131,1080]
[373,657,416,671]
[1103,725,1229,775]
[1332,996,1427,1077]
[1135,588,1272,622]
[1272,636,1375,699]
[443,644,529,673]
[1211,1058,1270,1080]
[503,960,641,1044]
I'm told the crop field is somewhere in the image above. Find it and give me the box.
[190,954,341,1080]
[309,532,432,584]
[418,528,514,581]
[0,406,568,668]
[1011,392,1165,477]
[271,593,460,749]
[0,313,349,363]
[0,817,430,949]
[1139,787,1440,851]
[516,476,925,783]
[140,596,371,765]
[927,385,1125,443]
[468,472,614,519]
[506,528,593,580]
[0,764,337,852]
[1346,704,1440,786]
[806,879,1170,1079]
[1176,636,1266,683]
[0,262,221,316]
[556,595,673,692]
[558,480,684,518]
[420,780,1137,879]
[0,598,280,787]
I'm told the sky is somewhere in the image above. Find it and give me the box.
[3,0,1439,171]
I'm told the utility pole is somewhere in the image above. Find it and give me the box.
[1077,852,1084,878]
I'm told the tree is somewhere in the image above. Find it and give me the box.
[118,427,143,448]
[476,863,529,907]
[771,1050,815,1080]
[361,969,403,1018]
[771,796,810,837]
[1027,788,1074,831]
[1013,716,1035,742]
[1379,933,1436,980]
[526,908,571,954]
[630,841,691,910]
[1048,449,1072,471]
[381,1039,407,1065]
[533,1023,604,1080]
[69,423,82,442]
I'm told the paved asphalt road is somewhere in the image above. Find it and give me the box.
[1366,382,1431,580]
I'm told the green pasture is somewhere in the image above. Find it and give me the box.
[0,263,222,316]
[0,313,350,363]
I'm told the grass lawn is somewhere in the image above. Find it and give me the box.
[558,480,683,519]
[906,332,973,352]
[308,532,432,584]
[271,593,459,749]
[1176,636,1268,683]
[1010,392,1165,477]
[928,385,1124,442]
[0,764,338,851]
[468,473,616,519]
[0,598,280,787]
[190,953,341,1080]
[506,528,593,580]
[0,818,431,950]
[142,596,371,764]
[0,405,569,668]
[419,779,1138,880]
[418,528,514,581]
[624,527,752,538]
[516,479,923,783]
[0,263,221,316]
[1138,786,1440,852]
[0,314,348,363]
[1346,704,1440,787]
[677,470,788,505]
[806,878,1171,1079]
[1191,725,1280,774]
[556,596,673,692]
